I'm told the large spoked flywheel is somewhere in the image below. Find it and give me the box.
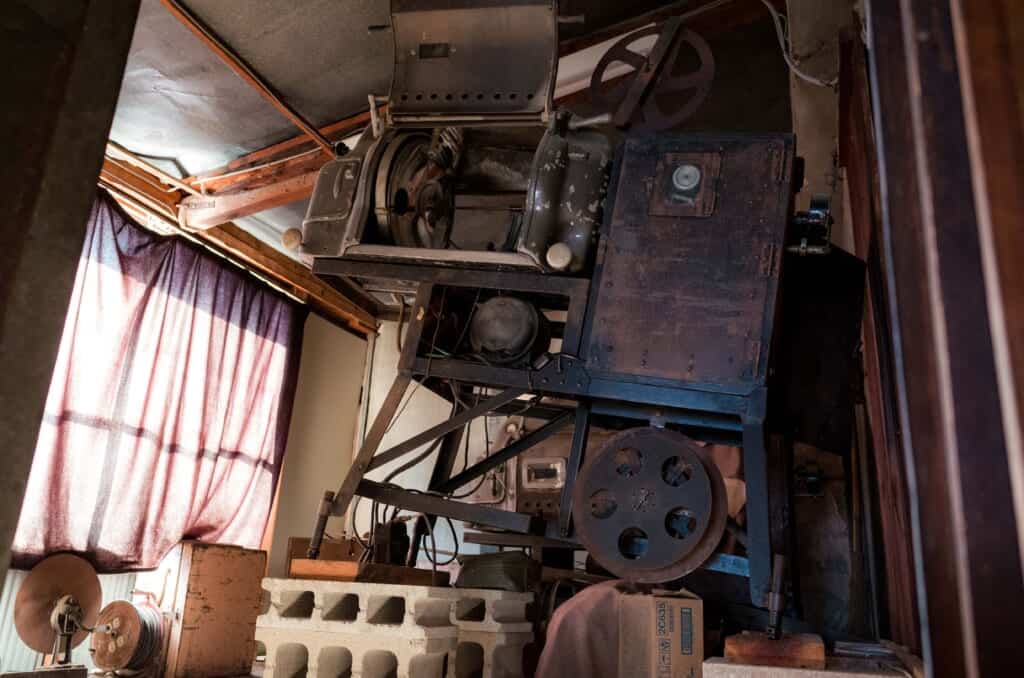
[572,427,727,583]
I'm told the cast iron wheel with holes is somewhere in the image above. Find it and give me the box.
[572,426,727,582]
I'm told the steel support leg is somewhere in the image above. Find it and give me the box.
[308,374,411,557]
[559,402,591,537]
[742,398,773,606]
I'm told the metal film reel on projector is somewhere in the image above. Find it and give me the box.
[374,130,460,248]
[572,427,727,582]
[589,22,716,131]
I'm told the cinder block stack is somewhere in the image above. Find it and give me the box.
[255,578,534,678]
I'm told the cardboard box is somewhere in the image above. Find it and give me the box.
[618,588,703,678]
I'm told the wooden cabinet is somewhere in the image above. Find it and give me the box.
[135,542,266,678]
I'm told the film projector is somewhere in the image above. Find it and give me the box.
[301,0,860,610]
[10,555,164,676]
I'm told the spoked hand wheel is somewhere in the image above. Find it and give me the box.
[572,426,727,583]
[589,24,715,131]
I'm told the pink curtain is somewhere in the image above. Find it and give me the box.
[12,194,303,571]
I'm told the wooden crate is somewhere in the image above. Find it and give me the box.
[137,542,266,678]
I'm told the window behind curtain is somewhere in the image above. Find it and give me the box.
[11,194,304,571]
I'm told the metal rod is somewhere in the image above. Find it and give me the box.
[742,412,773,607]
[160,0,334,155]
[438,411,574,494]
[328,374,412,520]
[356,480,533,533]
[559,402,591,536]
[367,387,528,471]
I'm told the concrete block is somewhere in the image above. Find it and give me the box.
[450,630,533,678]
[258,579,533,634]
[257,625,453,678]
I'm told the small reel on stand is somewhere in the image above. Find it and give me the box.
[14,554,102,666]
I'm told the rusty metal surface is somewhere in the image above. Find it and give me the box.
[90,601,144,670]
[516,425,616,520]
[516,121,612,272]
[14,555,101,653]
[590,24,716,131]
[388,0,556,123]
[585,133,794,393]
[572,426,727,582]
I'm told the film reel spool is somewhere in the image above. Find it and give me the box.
[572,427,727,583]
[90,600,164,672]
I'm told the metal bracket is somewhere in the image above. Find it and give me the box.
[531,353,591,392]
[787,194,832,256]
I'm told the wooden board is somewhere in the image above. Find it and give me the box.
[705,656,908,677]
[288,559,449,586]
[286,537,363,565]
[1,667,88,678]
[586,134,794,392]
[288,559,360,581]
[355,563,450,587]
[724,631,826,670]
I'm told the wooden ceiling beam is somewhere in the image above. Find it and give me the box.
[99,156,377,336]
[178,167,319,230]
[189,108,374,182]
[200,222,377,335]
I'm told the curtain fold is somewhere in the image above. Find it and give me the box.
[11,194,304,571]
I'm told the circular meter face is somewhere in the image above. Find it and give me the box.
[672,164,702,191]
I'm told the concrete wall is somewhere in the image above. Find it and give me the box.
[266,315,368,576]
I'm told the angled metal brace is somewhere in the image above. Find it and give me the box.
[438,411,574,494]
[559,402,591,536]
[356,480,533,533]
[367,387,528,471]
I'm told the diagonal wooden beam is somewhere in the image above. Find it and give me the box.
[187,108,374,184]
[99,157,377,335]
[160,0,334,154]
[178,167,319,230]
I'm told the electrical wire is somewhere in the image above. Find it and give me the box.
[383,436,445,484]
[418,513,438,579]
[759,0,837,89]
[422,515,460,566]
[447,393,490,499]
[394,294,406,353]
[451,288,482,357]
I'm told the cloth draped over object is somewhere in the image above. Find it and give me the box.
[11,194,304,571]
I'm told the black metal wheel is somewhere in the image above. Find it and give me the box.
[572,426,727,582]
[589,25,715,131]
